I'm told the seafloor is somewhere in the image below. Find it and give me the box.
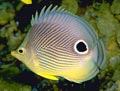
[0,0,120,91]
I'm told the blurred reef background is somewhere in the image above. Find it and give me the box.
[0,0,120,91]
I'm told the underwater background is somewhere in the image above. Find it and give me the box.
[0,0,120,91]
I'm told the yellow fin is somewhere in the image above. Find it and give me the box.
[21,0,32,4]
[37,72,58,80]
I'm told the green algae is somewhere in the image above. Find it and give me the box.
[0,43,5,51]
[116,80,120,91]
[95,2,120,58]
[0,78,31,91]
[83,1,120,90]
[116,28,120,47]
[111,0,120,14]
[0,65,21,80]
[110,54,120,81]
[61,0,78,14]
[0,20,25,51]
[109,54,120,91]
[0,2,15,25]
[0,2,28,90]
[96,3,117,36]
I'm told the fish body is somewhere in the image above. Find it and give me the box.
[11,5,106,83]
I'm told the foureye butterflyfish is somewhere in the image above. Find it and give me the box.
[11,5,106,83]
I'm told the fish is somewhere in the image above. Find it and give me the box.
[21,0,32,4]
[11,5,106,83]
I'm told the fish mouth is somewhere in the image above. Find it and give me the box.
[11,51,16,57]
[11,50,20,60]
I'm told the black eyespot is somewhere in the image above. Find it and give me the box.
[76,42,87,52]
[74,40,88,54]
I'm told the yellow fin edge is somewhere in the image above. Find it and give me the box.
[37,72,59,80]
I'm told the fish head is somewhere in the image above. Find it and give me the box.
[11,47,29,64]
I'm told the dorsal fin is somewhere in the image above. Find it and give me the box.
[31,5,67,26]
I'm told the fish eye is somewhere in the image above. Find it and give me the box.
[18,48,24,54]
[74,40,88,54]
